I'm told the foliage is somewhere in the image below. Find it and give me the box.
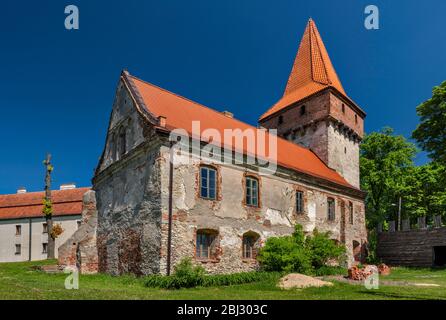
[42,198,53,218]
[306,229,346,269]
[412,81,446,164]
[143,258,279,289]
[313,266,347,277]
[403,162,446,221]
[360,127,417,228]
[257,225,346,274]
[50,223,64,239]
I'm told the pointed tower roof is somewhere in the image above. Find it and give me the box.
[260,19,354,121]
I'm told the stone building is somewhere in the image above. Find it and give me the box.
[93,19,367,276]
[0,185,89,262]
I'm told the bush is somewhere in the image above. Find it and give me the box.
[257,224,347,275]
[143,262,280,290]
[314,266,347,276]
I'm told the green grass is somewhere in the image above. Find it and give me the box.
[0,260,445,300]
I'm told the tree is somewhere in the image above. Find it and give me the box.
[42,154,56,259]
[412,81,446,164]
[360,127,417,228]
[404,162,446,222]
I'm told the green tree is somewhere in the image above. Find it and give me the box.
[360,127,417,228]
[404,162,446,221]
[412,81,446,164]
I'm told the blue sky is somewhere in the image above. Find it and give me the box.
[0,0,445,194]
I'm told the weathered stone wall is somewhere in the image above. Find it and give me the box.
[58,190,98,274]
[377,227,446,267]
[94,79,163,276]
[158,146,366,274]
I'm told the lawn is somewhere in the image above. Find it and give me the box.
[0,260,445,300]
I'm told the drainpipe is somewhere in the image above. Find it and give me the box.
[28,218,32,261]
[166,141,174,275]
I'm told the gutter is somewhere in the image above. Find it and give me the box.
[28,218,32,261]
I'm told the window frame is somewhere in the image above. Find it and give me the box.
[296,190,304,214]
[195,229,218,260]
[327,197,336,221]
[349,202,354,225]
[245,176,259,207]
[199,166,217,200]
[242,232,259,260]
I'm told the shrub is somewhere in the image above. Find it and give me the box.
[257,224,347,275]
[314,266,347,276]
[143,268,280,289]
[305,229,346,269]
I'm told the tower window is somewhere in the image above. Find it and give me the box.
[300,105,306,116]
[349,202,354,224]
[278,115,284,125]
[342,104,345,114]
[355,114,358,124]
[327,197,336,221]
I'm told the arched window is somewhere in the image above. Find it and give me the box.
[200,166,217,200]
[196,229,218,259]
[327,197,336,221]
[242,231,260,259]
[245,176,259,207]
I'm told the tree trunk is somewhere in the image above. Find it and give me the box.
[44,154,55,259]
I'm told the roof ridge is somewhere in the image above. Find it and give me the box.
[0,187,90,197]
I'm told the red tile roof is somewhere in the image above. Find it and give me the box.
[0,187,90,220]
[125,74,355,190]
[260,19,350,121]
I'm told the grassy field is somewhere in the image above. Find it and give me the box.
[0,260,445,300]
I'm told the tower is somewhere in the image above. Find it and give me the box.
[259,19,366,188]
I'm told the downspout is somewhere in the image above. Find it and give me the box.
[28,218,32,261]
[166,141,174,275]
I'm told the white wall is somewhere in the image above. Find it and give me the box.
[0,215,81,262]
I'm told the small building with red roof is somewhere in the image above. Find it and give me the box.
[0,185,89,262]
[93,19,367,276]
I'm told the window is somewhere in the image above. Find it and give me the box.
[119,130,126,158]
[15,244,21,255]
[242,232,259,259]
[327,197,336,221]
[42,243,48,254]
[342,104,345,114]
[296,191,304,214]
[349,202,354,225]
[200,166,217,200]
[77,220,82,229]
[196,230,217,259]
[245,176,259,207]
[300,105,306,116]
[15,225,21,236]
[42,223,48,234]
[355,114,358,124]
[278,115,284,125]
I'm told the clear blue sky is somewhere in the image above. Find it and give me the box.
[0,0,445,194]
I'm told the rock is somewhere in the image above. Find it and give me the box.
[348,264,379,281]
[378,263,391,276]
[278,273,334,289]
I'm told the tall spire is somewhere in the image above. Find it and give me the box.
[284,19,345,96]
[260,19,347,121]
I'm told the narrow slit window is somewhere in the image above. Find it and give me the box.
[327,197,336,221]
[246,177,259,207]
[296,191,304,214]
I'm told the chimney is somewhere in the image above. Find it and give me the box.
[158,116,167,127]
[221,111,234,118]
[60,183,76,190]
[17,187,27,194]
